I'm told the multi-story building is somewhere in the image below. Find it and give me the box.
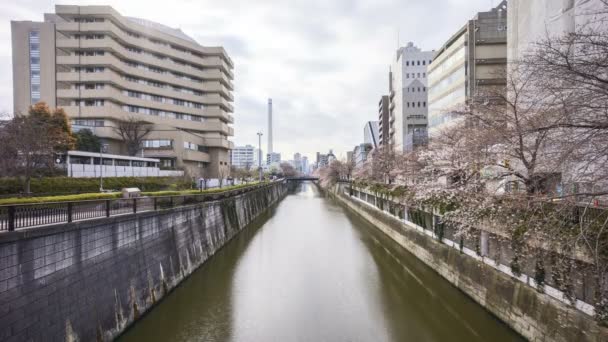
[231,145,261,170]
[316,150,335,168]
[428,1,507,136]
[11,5,234,178]
[363,121,379,149]
[389,42,434,152]
[301,156,309,175]
[353,143,373,167]
[266,152,281,166]
[507,0,606,64]
[377,95,390,147]
[293,153,302,172]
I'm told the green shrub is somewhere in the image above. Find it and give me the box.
[0,181,262,205]
[0,193,121,205]
[0,177,193,196]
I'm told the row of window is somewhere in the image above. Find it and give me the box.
[73,99,105,107]
[74,83,105,90]
[183,142,209,153]
[123,90,203,109]
[73,67,105,73]
[70,17,213,63]
[407,87,426,93]
[123,75,204,96]
[406,60,432,67]
[143,139,173,148]
[123,105,205,122]
[70,156,155,167]
[71,119,105,127]
[73,34,105,40]
[29,31,41,104]
[406,101,427,108]
[406,72,426,79]
[75,50,105,56]
[125,46,205,72]
[124,60,203,83]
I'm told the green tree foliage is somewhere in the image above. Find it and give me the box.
[74,129,102,152]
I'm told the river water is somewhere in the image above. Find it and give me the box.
[119,182,523,342]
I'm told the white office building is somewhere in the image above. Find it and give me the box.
[231,145,261,169]
[389,42,434,152]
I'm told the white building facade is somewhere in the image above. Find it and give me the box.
[231,145,261,169]
[389,42,434,152]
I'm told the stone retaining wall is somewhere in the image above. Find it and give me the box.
[0,182,287,342]
[330,185,608,342]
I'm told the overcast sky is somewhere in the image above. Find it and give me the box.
[0,0,498,161]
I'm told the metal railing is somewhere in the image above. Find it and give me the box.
[0,182,277,232]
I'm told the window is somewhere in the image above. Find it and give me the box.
[423,102,426,107]
[143,140,172,148]
[423,60,426,65]
[406,73,410,79]
[417,61,420,66]
[29,30,41,104]
[423,72,426,78]
[132,161,145,167]
[151,95,163,102]
[406,61,409,66]
[72,119,104,127]
[115,160,130,166]
[417,73,420,78]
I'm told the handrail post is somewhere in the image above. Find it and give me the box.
[154,197,158,211]
[8,206,15,231]
[106,200,111,217]
[170,196,173,208]
[133,198,137,214]
[67,202,73,223]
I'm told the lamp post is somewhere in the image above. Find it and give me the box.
[257,132,263,182]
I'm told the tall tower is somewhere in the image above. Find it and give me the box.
[267,98,273,154]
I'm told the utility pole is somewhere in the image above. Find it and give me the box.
[257,132,263,182]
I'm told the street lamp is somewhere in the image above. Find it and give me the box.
[257,132,263,182]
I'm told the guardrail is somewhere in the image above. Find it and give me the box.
[0,182,279,232]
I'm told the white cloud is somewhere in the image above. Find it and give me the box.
[0,0,493,161]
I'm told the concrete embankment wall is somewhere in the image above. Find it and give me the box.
[0,182,287,342]
[329,185,608,342]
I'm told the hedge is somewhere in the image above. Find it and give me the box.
[0,181,263,205]
[0,177,193,196]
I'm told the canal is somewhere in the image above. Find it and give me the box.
[119,182,523,342]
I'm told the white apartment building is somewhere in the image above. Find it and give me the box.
[231,145,261,170]
[389,42,434,152]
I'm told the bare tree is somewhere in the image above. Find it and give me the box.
[113,117,152,156]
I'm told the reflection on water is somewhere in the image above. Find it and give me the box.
[119,182,523,342]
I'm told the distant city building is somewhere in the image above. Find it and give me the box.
[301,156,309,175]
[346,151,354,165]
[294,152,302,172]
[389,42,434,152]
[11,5,235,178]
[378,95,390,147]
[353,143,373,167]
[363,121,379,149]
[428,1,507,135]
[231,145,261,170]
[316,149,336,168]
[266,152,281,166]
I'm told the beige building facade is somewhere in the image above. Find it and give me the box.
[428,0,507,135]
[12,5,234,178]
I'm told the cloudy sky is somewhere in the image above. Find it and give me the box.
[0,0,497,161]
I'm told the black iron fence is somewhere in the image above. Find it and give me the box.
[0,182,277,232]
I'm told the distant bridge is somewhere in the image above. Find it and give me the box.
[285,176,319,182]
